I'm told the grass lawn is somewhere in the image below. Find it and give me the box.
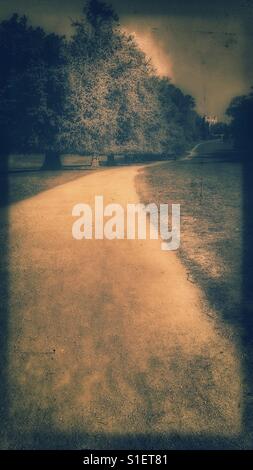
[136,158,243,328]
[0,170,96,207]
[0,152,107,207]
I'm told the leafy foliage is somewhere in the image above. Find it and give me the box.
[0,14,66,159]
[61,1,201,159]
[226,89,253,152]
[0,1,203,169]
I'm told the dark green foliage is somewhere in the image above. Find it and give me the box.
[0,14,67,169]
[226,89,253,153]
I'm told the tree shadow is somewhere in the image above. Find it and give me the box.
[6,431,246,450]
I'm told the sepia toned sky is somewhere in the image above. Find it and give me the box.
[0,0,253,119]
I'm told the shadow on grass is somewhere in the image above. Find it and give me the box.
[0,168,95,208]
[0,169,9,448]
[7,430,245,450]
[242,159,253,442]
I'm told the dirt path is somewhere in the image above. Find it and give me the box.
[7,165,242,448]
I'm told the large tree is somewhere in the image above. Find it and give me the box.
[60,0,119,158]
[0,14,66,171]
[0,3,201,171]
[155,78,201,153]
[62,1,172,163]
[62,0,202,163]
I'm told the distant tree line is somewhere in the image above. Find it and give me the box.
[226,88,253,155]
[0,0,203,170]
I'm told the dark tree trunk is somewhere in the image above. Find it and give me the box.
[107,153,116,166]
[0,152,9,207]
[0,153,9,174]
[0,129,10,174]
[42,151,62,170]
[0,130,10,207]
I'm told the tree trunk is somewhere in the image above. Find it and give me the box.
[0,129,10,174]
[0,132,10,206]
[42,151,62,170]
[107,153,115,166]
[0,153,9,174]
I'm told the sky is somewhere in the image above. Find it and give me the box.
[0,0,253,119]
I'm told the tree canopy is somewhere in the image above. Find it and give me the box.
[0,14,67,169]
[226,89,253,153]
[0,1,203,170]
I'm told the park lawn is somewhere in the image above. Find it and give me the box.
[0,169,99,207]
[0,153,100,207]
[136,159,243,328]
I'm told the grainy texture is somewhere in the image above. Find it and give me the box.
[1,163,246,449]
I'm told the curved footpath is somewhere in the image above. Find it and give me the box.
[6,165,243,448]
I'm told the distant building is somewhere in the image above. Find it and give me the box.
[204,115,218,127]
